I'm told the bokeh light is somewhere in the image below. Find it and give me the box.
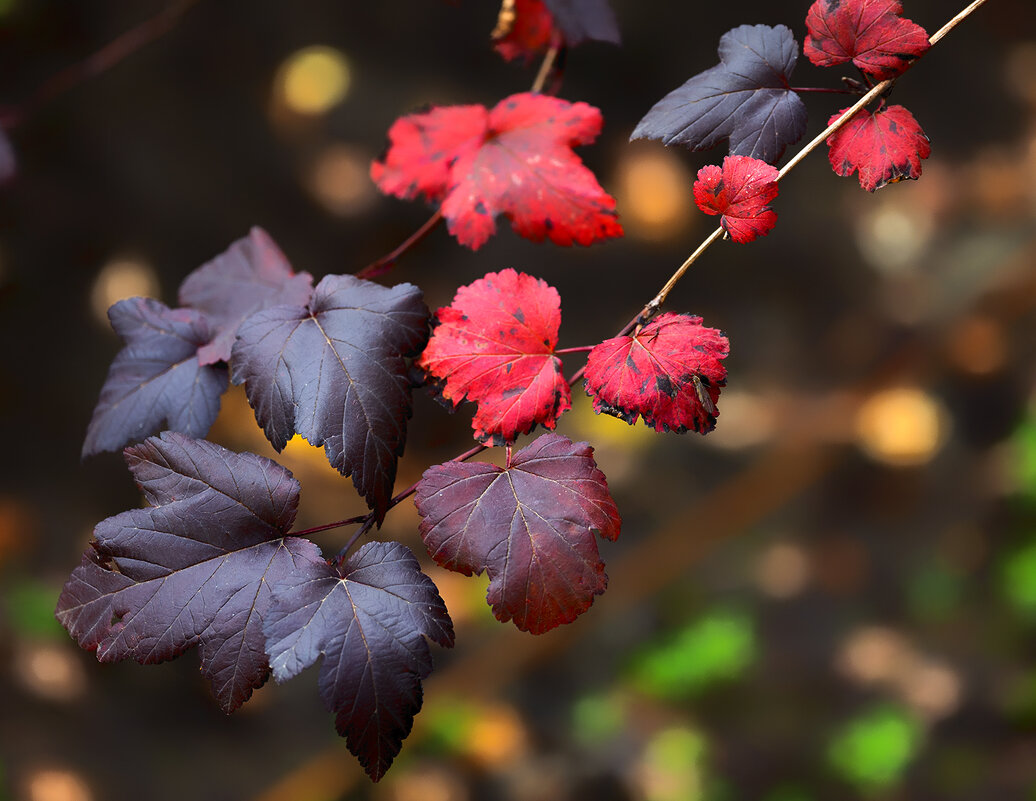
[755,541,810,599]
[613,147,694,240]
[275,46,351,116]
[636,726,708,801]
[827,706,921,790]
[26,769,93,801]
[13,642,86,702]
[89,255,160,326]
[855,198,934,274]
[854,387,947,466]
[306,144,376,216]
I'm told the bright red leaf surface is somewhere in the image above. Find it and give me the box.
[826,104,930,191]
[493,0,556,62]
[584,313,729,434]
[414,433,620,634]
[178,227,313,366]
[371,92,623,250]
[693,155,780,243]
[418,269,571,444]
[56,433,326,713]
[804,0,930,80]
[264,541,454,781]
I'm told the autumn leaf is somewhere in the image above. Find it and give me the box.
[57,433,326,713]
[584,313,729,434]
[264,541,454,781]
[371,92,623,249]
[178,227,313,366]
[82,298,228,458]
[231,275,428,519]
[631,24,807,165]
[693,155,780,243]
[804,0,930,81]
[492,0,556,62]
[418,269,571,444]
[414,433,620,634]
[827,104,930,191]
[540,0,619,46]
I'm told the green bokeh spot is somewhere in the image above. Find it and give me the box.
[908,562,962,621]
[1002,541,1036,616]
[631,610,755,698]
[419,696,481,754]
[4,579,64,640]
[641,726,708,801]
[572,691,626,745]
[828,706,922,789]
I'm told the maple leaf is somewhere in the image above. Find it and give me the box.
[56,433,326,713]
[231,275,428,519]
[631,24,808,165]
[414,433,620,634]
[492,0,556,63]
[418,269,571,445]
[371,92,623,250]
[178,227,314,366]
[826,104,930,191]
[584,313,729,434]
[264,541,454,781]
[693,155,780,244]
[804,0,930,81]
[540,0,620,46]
[82,297,228,458]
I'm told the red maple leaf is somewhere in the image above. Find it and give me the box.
[804,0,930,80]
[417,269,571,444]
[492,0,557,63]
[371,92,623,250]
[584,313,729,434]
[827,104,930,191]
[693,155,780,244]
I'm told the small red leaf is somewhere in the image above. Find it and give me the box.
[418,269,571,444]
[584,313,729,434]
[826,104,930,192]
[804,0,930,80]
[414,433,621,634]
[371,92,623,250]
[493,0,556,63]
[693,155,779,244]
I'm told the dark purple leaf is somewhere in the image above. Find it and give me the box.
[414,433,621,634]
[82,298,228,458]
[631,24,808,165]
[264,541,454,781]
[56,433,326,713]
[541,0,620,45]
[178,227,314,366]
[231,275,429,519]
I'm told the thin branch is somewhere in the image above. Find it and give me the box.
[3,0,201,130]
[555,345,596,354]
[357,210,444,279]
[790,86,856,94]
[531,42,561,94]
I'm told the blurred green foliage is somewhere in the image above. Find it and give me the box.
[827,705,922,790]
[418,696,481,755]
[630,609,755,698]
[572,690,626,745]
[3,579,63,640]
[1001,541,1036,616]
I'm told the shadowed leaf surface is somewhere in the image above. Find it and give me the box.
[231,275,428,519]
[584,313,729,434]
[804,0,930,80]
[631,24,807,165]
[264,541,454,781]
[82,298,228,457]
[541,0,619,46]
[827,104,930,191]
[693,155,780,243]
[56,433,324,713]
[178,227,314,366]
[371,92,623,249]
[415,433,620,634]
[418,269,571,444]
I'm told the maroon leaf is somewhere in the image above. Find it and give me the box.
[178,228,314,366]
[230,275,428,519]
[264,541,454,781]
[693,155,780,243]
[631,24,807,165]
[804,0,930,81]
[493,0,557,63]
[82,298,228,458]
[417,269,571,445]
[414,433,620,634]
[56,433,325,713]
[541,0,619,46]
[371,92,623,250]
[826,104,930,191]
[584,313,729,434]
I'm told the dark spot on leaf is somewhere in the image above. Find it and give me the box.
[514,308,525,324]
[656,374,675,397]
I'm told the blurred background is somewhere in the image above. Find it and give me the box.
[2,0,1036,799]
